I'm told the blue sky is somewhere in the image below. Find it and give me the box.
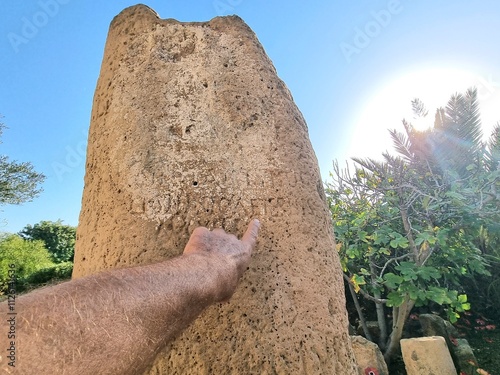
[1,0,500,233]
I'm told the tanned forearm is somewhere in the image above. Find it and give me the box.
[1,220,260,375]
[13,254,222,374]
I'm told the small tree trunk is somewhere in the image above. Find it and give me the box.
[373,289,388,351]
[384,296,415,363]
[347,282,373,341]
[370,261,388,350]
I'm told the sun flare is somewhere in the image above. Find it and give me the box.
[347,67,500,161]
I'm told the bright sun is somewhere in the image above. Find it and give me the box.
[347,67,500,161]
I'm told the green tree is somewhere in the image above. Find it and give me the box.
[0,234,53,293]
[0,119,45,206]
[327,88,499,363]
[19,220,77,263]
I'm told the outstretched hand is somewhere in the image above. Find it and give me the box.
[183,219,260,301]
[9,219,260,375]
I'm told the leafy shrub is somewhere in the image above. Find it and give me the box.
[0,234,53,293]
[327,89,499,362]
[19,220,76,262]
[19,262,73,290]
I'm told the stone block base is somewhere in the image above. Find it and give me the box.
[401,336,456,375]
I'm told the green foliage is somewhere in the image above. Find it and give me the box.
[0,121,45,206]
[19,220,76,262]
[327,87,499,360]
[0,235,53,293]
[19,262,73,290]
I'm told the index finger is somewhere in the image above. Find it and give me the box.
[241,219,260,249]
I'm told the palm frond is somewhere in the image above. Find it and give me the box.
[485,122,500,171]
[411,98,428,118]
[389,125,413,162]
[459,88,483,150]
[445,92,466,130]
[434,108,446,130]
[352,157,383,174]
[429,88,484,175]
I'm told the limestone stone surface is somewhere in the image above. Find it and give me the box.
[401,336,456,375]
[419,313,472,371]
[350,336,388,375]
[73,4,357,374]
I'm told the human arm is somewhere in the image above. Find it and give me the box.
[1,219,260,375]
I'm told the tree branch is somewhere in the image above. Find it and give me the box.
[343,273,387,304]
[379,253,412,278]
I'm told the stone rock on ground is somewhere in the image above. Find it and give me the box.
[419,313,450,338]
[454,338,479,375]
[356,321,381,343]
[350,336,388,375]
[419,313,478,374]
[400,336,456,375]
[73,4,357,374]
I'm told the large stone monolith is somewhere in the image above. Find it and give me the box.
[73,5,357,374]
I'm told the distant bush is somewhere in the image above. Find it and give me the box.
[0,234,53,293]
[19,262,73,291]
[19,220,76,263]
[0,235,73,294]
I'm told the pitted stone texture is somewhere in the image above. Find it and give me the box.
[74,4,357,374]
[350,336,388,375]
